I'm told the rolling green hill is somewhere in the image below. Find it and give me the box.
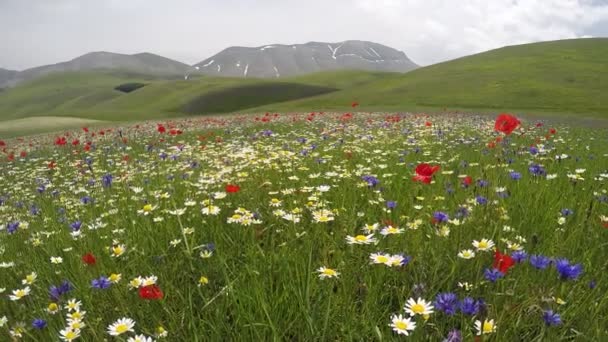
[0,38,607,133]
[255,38,608,116]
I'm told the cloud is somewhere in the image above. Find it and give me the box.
[0,0,607,69]
[355,0,608,65]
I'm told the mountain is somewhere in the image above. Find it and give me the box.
[0,68,18,89]
[193,40,418,78]
[1,52,190,88]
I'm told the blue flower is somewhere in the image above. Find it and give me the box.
[434,292,458,315]
[361,175,379,187]
[91,276,112,289]
[69,221,82,232]
[511,250,528,263]
[477,179,489,187]
[530,255,551,269]
[560,208,574,216]
[101,173,113,188]
[484,268,504,282]
[528,164,546,176]
[476,196,488,205]
[543,310,562,326]
[459,297,483,315]
[386,201,397,209]
[509,171,522,180]
[433,211,450,223]
[32,319,47,330]
[529,146,539,155]
[554,258,583,280]
[49,280,73,302]
[6,221,20,234]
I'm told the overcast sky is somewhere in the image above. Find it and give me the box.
[1,0,608,70]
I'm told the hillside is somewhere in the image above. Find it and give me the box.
[193,40,418,78]
[254,38,608,116]
[0,52,191,88]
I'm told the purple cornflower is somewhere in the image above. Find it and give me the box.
[7,221,20,234]
[434,292,459,315]
[529,164,546,176]
[554,258,583,280]
[529,146,539,155]
[91,276,112,289]
[476,195,488,205]
[433,211,449,223]
[69,221,82,232]
[484,268,504,282]
[386,201,397,209]
[530,255,551,269]
[459,297,483,315]
[477,179,489,187]
[32,319,47,330]
[511,250,528,263]
[442,329,462,342]
[49,280,73,302]
[80,196,93,204]
[101,173,113,188]
[510,171,522,180]
[361,175,379,187]
[560,208,574,216]
[455,206,470,218]
[543,310,562,326]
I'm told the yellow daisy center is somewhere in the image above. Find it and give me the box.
[65,331,77,339]
[395,321,408,330]
[377,256,389,263]
[323,269,336,276]
[143,204,153,212]
[478,241,488,249]
[411,303,425,314]
[483,321,493,333]
[355,235,368,242]
[116,324,129,334]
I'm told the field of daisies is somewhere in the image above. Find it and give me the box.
[1,111,607,341]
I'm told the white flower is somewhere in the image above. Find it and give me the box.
[404,297,434,316]
[51,256,63,264]
[389,314,416,336]
[59,328,81,341]
[472,239,495,252]
[107,317,136,336]
[458,249,476,259]
[128,334,155,342]
[9,286,30,301]
[317,266,339,279]
[346,234,377,245]
[475,319,497,335]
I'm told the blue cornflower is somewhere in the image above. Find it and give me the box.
[560,208,574,216]
[101,173,113,188]
[455,206,470,218]
[69,221,82,232]
[49,280,73,302]
[528,164,546,176]
[80,196,93,204]
[484,268,504,282]
[529,146,539,155]
[589,280,597,289]
[434,292,459,315]
[511,250,528,263]
[7,221,20,234]
[476,196,488,205]
[510,171,522,180]
[91,276,112,289]
[459,297,483,315]
[530,255,552,269]
[543,310,562,326]
[433,211,450,223]
[361,175,379,187]
[386,201,397,209]
[477,179,489,187]
[554,258,583,280]
[32,319,47,330]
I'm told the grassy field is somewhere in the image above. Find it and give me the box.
[1,112,607,340]
[1,38,607,133]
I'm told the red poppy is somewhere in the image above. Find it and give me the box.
[82,252,96,265]
[19,151,27,158]
[139,284,163,300]
[157,124,166,134]
[549,128,557,135]
[55,137,67,146]
[425,121,432,127]
[494,113,520,135]
[48,161,56,169]
[462,176,473,187]
[82,127,89,133]
[225,184,240,193]
[493,250,515,274]
[72,139,80,146]
[351,101,359,108]
[0,140,5,147]
[412,163,440,184]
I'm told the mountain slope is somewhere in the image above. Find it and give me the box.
[252,38,608,117]
[193,40,418,78]
[2,52,190,88]
[0,68,18,89]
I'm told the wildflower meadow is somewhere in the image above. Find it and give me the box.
[1,112,607,341]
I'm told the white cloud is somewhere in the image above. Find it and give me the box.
[355,0,608,65]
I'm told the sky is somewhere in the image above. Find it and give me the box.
[1,0,608,70]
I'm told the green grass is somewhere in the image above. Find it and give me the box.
[1,113,607,340]
[1,38,608,131]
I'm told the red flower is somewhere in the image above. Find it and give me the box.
[225,184,240,193]
[48,161,56,169]
[82,252,96,265]
[157,124,166,134]
[0,140,5,147]
[462,176,473,187]
[412,163,440,184]
[493,250,515,274]
[351,101,359,108]
[72,139,80,146]
[425,121,432,127]
[19,151,27,158]
[549,128,557,135]
[494,113,521,135]
[82,127,89,133]
[55,137,67,146]
[139,284,163,300]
